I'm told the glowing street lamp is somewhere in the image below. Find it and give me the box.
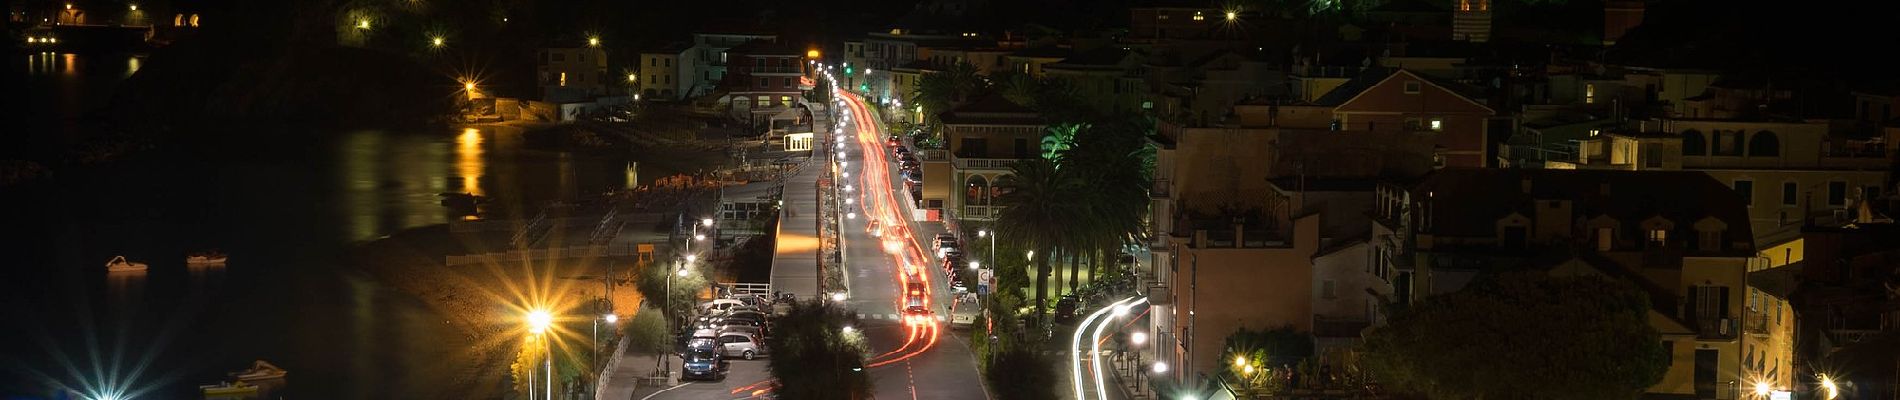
[702,218,715,227]
[1131,331,1147,345]
[969,261,980,270]
[1225,11,1238,21]
[430,36,444,48]
[587,36,600,47]
[1819,374,1839,400]
[1152,361,1169,374]
[356,19,371,30]
[1234,355,1246,368]
[831,292,847,302]
[526,310,553,335]
[684,254,697,264]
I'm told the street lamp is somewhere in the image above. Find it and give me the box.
[969,261,980,270]
[587,36,600,47]
[1819,374,1839,400]
[430,36,444,48]
[977,229,996,282]
[525,309,554,400]
[1152,361,1168,373]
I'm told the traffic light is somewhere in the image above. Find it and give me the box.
[844,67,854,75]
[860,84,868,91]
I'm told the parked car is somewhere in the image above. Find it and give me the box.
[715,332,766,360]
[699,299,746,314]
[887,135,901,147]
[1054,295,1081,324]
[933,233,958,252]
[680,348,729,381]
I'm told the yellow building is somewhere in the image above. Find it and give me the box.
[1551,119,1896,247]
[1398,169,1759,399]
[916,94,1043,222]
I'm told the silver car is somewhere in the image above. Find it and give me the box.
[715,332,765,360]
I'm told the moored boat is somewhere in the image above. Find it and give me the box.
[186,250,229,266]
[199,381,259,397]
[230,359,287,382]
[105,256,148,273]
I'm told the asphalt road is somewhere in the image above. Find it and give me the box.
[836,93,989,400]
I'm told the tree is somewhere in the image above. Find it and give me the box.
[766,300,873,399]
[634,254,709,328]
[623,306,669,355]
[986,347,1059,400]
[994,159,1085,322]
[1362,272,1668,399]
[912,62,988,125]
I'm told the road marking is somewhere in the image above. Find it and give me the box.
[887,313,898,320]
[857,313,867,319]
[638,382,694,400]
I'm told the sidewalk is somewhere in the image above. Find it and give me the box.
[598,339,669,400]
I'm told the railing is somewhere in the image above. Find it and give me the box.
[1697,317,1739,340]
[915,149,949,161]
[961,205,1001,220]
[748,66,805,74]
[953,155,1023,170]
[1744,311,1772,335]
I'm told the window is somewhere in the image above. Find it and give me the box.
[1780,182,1798,206]
[1648,229,1668,248]
[1749,131,1780,157]
[1734,180,1754,207]
[651,58,657,67]
[1828,181,1847,206]
[780,96,792,107]
[552,53,566,62]
[1585,83,1596,104]
[1404,118,1423,131]
[1698,229,1722,251]
[1867,186,1883,203]
[1589,129,1601,137]
[665,59,671,67]
[1682,130,1707,156]
[1321,280,1337,299]
[558,72,567,86]
[1404,81,1421,94]
[1430,118,1443,131]
[758,77,768,87]
[783,77,792,88]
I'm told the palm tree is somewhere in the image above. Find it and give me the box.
[994,158,1083,323]
[1057,119,1155,291]
[911,61,987,125]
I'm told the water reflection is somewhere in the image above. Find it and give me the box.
[456,128,486,197]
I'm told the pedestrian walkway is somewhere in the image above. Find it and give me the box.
[597,338,666,400]
[768,102,831,301]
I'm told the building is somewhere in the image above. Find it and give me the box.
[1144,103,1440,385]
[538,47,609,102]
[1383,168,1758,399]
[721,40,809,128]
[1004,45,1071,78]
[1784,223,1900,399]
[1126,5,1225,43]
[1042,47,1146,115]
[914,94,1043,222]
[1552,119,1896,245]
[1450,0,1491,42]
[638,43,693,101]
[1315,68,1501,168]
[689,31,779,98]
[1603,0,1646,46]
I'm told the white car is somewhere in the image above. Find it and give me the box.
[699,299,746,314]
[715,332,766,360]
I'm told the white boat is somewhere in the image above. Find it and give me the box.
[105,256,148,273]
[186,250,229,266]
[230,360,287,381]
[199,380,259,397]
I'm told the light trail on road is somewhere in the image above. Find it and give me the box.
[1093,298,1148,400]
[1072,297,1140,400]
[835,90,946,370]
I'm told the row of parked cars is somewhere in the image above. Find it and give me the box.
[680,297,777,380]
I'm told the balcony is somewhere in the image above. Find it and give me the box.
[1744,311,1771,336]
[952,155,1025,171]
[749,66,806,75]
[915,149,949,162]
[960,205,1000,220]
[1151,178,1172,199]
[1697,317,1739,340]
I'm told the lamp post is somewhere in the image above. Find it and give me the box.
[527,310,554,400]
[593,312,617,386]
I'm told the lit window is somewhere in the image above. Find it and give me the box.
[1589,129,1600,137]
[1404,81,1421,94]
[1430,118,1443,131]
[559,72,567,86]
[1585,83,1596,104]
[1158,13,1170,20]
[1648,229,1667,247]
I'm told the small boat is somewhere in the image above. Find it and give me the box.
[105,256,148,273]
[230,360,287,381]
[199,380,259,397]
[187,250,229,266]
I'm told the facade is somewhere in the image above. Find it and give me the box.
[917,94,1043,222]
[638,43,693,100]
[722,40,809,128]
[1319,68,1500,168]
[1552,119,1896,245]
[1450,0,1491,42]
[1004,46,1071,78]
[1390,169,1757,399]
[1126,6,1224,42]
[690,31,779,98]
[1785,224,1900,399]
[1043,47,1145,115]
[538,47,609,102]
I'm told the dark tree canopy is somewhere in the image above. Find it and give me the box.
[765,300,872,400]
[1363,272,1668,400]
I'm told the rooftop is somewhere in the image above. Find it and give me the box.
[1412,168,1755,252]
[938,94,1042,125]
